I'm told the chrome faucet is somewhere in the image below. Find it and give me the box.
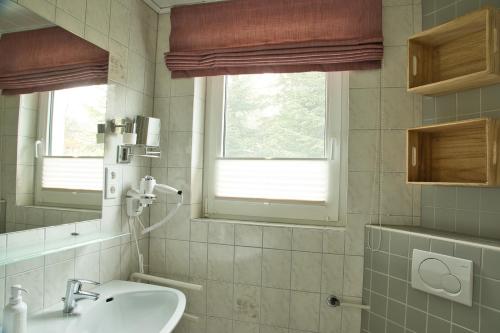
[62,279,100,314]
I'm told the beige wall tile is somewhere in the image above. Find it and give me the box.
[234,246,262,285]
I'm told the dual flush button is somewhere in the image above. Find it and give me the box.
[411,249,473,306]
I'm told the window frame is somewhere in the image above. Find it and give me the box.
[203,72,348,223]
[34,91,103,210]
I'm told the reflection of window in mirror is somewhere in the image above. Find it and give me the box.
[35,85,107,209]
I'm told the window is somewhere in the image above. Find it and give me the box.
[204,72,347,222]
[35,85,107,209]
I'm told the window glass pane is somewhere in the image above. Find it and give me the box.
[223,72,326,159]
[50,85,107,157]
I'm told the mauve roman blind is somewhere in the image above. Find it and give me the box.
[165,0,383,78]
[0,27,109,95]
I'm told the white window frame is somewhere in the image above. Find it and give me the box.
[34,91,103,210]
[203,72,348,223]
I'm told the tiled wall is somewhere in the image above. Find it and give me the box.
[147,1,423,333]
[362,225,500,333]
[420,0,500,240]
[0,0,158,316]
[151,219,354,333]
[13,206,101,231]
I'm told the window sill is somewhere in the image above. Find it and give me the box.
[192,217,345,230]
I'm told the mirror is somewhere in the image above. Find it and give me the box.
[0,0,107,233]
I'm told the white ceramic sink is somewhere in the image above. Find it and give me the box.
[28,280,186,333]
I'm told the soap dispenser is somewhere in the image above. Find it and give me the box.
[2,285,28,333]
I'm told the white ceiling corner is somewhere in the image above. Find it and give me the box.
[142,0,225,14]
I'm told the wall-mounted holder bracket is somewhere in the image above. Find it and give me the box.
[117,145,161,164]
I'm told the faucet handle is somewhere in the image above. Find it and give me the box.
[73,279,100,286]
[67,279,100,292]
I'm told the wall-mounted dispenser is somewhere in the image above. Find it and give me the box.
[116,116,162,164]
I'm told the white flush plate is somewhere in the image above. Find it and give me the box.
[411,249,473,306]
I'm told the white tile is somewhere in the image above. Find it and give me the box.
[165,240,189,278]
[382,46,407,88]
[167,132,192,168]
[347,171,379,215]
[321,254,344,295]
[345,214,370,256]
[149,238,166,274]
[323,229,345,254]
[233,321,259,333]
[383,5,413,46]
[381,88,414,130]
[44,259,74,308]
[206,316,232,333]
[235,225,263,247]
[171,78,195,97]
[100,246,121,283]
[127,51,146,92]
[109,39,128,85]
[260,287,290,327]
[341,307,361,333]
[291,251,322,292]
[292,229,323,252]
[19,0,56,21]
[234,246,262,286]
[55,7,84,36]
[263,227,292,250]
[208,222,234,245]
[289,291,320,331]
[262,249,291,289]
[234,284,260,323]
[380,172,412,216]
[319,296,342,333]
[110,0,130,46]
[57,0,86,20]
[206,280,233,319]
[190,220,208,242]
[348,89,380,130]
[342,256,363,298]
[6,268,44,313]
[207,244,234,282]
[75,252,100,283]
[189,242,207,279]
[382,130,407,173]
[348,130,379,172]
[86,0,111,35]
[349,70,380,89]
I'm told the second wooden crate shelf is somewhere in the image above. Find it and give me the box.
[407,118,500,186]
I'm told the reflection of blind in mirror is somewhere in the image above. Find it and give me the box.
[42,157,103,191]
[215,159,328,202]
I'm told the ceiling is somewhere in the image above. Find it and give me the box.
[143,0,224,13]
[0,0,53,34]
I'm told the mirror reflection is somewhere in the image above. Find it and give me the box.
[0,1,107,233]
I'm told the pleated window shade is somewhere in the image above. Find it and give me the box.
[165,0,383,78]
[0,27,109,95]
[42,157,103,191]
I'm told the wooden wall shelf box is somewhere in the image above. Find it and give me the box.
[408,7,500,96]
[407,118,500,186]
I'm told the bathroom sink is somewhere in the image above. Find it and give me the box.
[28,280,186,333]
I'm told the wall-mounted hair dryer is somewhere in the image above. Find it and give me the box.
[126,176,183,234]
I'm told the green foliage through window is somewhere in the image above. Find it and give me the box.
[224,72,326,159]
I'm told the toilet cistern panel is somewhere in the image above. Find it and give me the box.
[411,249,473,306]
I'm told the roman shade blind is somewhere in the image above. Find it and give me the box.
[165,0,383,78]
[0,27,109,95]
